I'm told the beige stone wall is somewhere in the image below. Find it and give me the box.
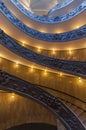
[0,91,57,130]
[24,45,86,61]
[0,58,85,130]
[0,58,86,104]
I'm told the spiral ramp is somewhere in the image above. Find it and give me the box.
[0,0,86,130]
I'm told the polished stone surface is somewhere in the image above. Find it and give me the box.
[0,71,85,130]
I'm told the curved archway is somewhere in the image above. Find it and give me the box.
[6,123,57,130]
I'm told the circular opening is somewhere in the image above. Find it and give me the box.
[19,0,66,16]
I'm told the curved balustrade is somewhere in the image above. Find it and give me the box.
[43,86,86,128]
[2,0,86,34]
[3,32,86,61]
[48,0,84,17]
[39,85,86,110]
[11,0,86,23]
[0,57,86,106]
[0,2,86,42]
[0,70,85,130]
[0,29,86,78]
[10,37,86,61]
[48,0,73,13]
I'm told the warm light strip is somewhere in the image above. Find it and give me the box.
[0,56,85,87]
[1,27,86,51]
[0,55,83,79]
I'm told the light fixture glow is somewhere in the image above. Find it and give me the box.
[43,68,48,76]
[68,48,73,55]
[59,72,63,76]
[11,93,15,99]
[29,65,34,72]
[52,48,56,55]
[78,77,82,83]
[37,47,41,53]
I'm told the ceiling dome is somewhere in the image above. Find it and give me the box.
[19,0,66,16]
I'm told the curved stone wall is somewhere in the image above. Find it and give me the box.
[11,0,86,24]
[0,58,86,103]
[0,30,86,78]
[0,11,86,50]
[0,1,86,130]
[0,2,86,42]
[0,91,57,130]
[0,70,85,130]
[2,0,86,33]
[1,29,86,61]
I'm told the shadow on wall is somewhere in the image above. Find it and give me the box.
[6,123,57,130]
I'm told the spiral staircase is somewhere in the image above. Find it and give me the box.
[0,0,86,130]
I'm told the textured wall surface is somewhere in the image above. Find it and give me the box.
[0,91,57,130]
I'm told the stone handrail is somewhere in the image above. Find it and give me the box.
[11,0,86,23]
[0,2,86,42]
[0,29,86,79]
[0,70,85,130]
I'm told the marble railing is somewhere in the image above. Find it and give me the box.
[0,70,85,130]
[48,0,73,16]
[0,29,86,78]
[11,0,86,23]
[0,2,86,42]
